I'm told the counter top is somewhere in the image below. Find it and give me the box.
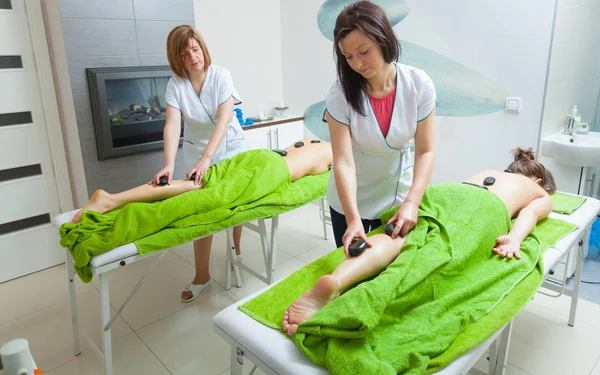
[241,115,303,131]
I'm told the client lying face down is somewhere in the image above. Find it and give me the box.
[282,147,556,336]
[70,139,332,224]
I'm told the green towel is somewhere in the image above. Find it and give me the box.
[240,183,578,375]
[551,191,586,214]
[59,149,329,282]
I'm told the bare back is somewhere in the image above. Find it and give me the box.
[464,170,548,218]
[281,139,333,181]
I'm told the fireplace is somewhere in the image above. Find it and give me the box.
[86,66,183,160]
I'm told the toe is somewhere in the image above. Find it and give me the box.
[287,324,298,336]
[181,291,192,300]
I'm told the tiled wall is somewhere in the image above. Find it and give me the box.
[59,0,194,195]
[541,0,600,142]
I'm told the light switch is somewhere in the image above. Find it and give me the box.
[505,97,521,113]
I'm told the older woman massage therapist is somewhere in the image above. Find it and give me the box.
[151,25,248,302]
[325,1,437,254]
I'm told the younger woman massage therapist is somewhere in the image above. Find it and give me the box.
[325,1,437,254]
[150,25,249,302]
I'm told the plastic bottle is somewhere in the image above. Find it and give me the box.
[571,105,581,128]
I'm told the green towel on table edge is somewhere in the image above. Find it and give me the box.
[239,183,579,375]
[59,149,329,283]
[551,191,586,214]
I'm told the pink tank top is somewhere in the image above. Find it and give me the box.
[368,87,396,138]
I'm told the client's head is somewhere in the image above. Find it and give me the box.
[507,147,556,194]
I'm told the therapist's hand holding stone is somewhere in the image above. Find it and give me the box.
[342,220,372,257]
[150,164,175,186]
[188,156,211,185]
[387,200,418,238]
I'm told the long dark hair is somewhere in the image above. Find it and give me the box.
[507,147,557,194]
[333,1,400,116]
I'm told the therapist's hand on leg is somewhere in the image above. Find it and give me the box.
[187,157,211,185]
[150,164,174,186]
[342,219,371,257]
[387,201,418,239]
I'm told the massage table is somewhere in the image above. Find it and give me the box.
[52,197,329,375]
[213,195,600,375]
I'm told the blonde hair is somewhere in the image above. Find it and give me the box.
[507,147,556,194]
[166,25,211,78]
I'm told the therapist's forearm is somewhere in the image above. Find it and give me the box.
[163,121,181,167]
[404,150,434,206]
[334,163,361,223]
[201,117,230,161]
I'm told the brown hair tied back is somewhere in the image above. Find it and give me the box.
[507,147,557,194]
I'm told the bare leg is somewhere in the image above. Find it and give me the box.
[233,225,243,256]
[181,235,213,301]
[282,233,405,335]
[70,180,204,224]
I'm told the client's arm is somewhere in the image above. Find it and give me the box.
[492,194,552,259]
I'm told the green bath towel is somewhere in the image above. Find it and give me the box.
[551,191,586,214]
[240,183,578,375]
[59,149,329,282]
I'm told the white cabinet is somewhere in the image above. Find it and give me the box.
[243,119,304,151]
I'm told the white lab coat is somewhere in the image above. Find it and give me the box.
[165,65,248,170]
[325,63,436,219]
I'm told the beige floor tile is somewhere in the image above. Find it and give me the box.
[136,290,239,375]
[469,352,532,375]
[106,252,224,330]
[0,290,131,372]
[295,240,338,264]
[0,263,96,326]
[227,257,307,300]
[509,303,600,375]
[274,205,333,257]
[218,361,268,375]
[531,288,600,330]
[45,332,170,375]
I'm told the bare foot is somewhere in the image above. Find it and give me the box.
[282,274,340,336]
[69,189,115,224]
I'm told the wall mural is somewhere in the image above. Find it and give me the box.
[304,0,508,141]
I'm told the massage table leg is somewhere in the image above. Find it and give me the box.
[99,273,113,375]
[226,229,243,290]
[319,198,329,240]
[267,216,279,283]
[492,321,512,375]
[568,230,589,327]
[65,251,81,357]
[230,345,244,375]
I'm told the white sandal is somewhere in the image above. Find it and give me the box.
[180,281,209,302]
[231,254,243,271]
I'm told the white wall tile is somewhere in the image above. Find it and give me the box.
[548,44,576,83]
[139,55,169,66]
[62,19,137,57]
[133,0,194,22]
[136,20,184,56]
[553,3,581,45]
[59,0,134,20]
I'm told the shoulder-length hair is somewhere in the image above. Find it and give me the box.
[166,25,211,78]
[333,1,400,116]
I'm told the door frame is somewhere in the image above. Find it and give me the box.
[24,0,74,213]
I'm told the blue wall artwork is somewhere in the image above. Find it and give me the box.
[304,0,508,141]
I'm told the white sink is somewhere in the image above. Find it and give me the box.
[542,131,600,167]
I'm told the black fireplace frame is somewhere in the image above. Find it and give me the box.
[86,65,183,160]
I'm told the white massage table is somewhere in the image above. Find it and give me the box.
[213,195,600,375]
[52,198,329,375]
